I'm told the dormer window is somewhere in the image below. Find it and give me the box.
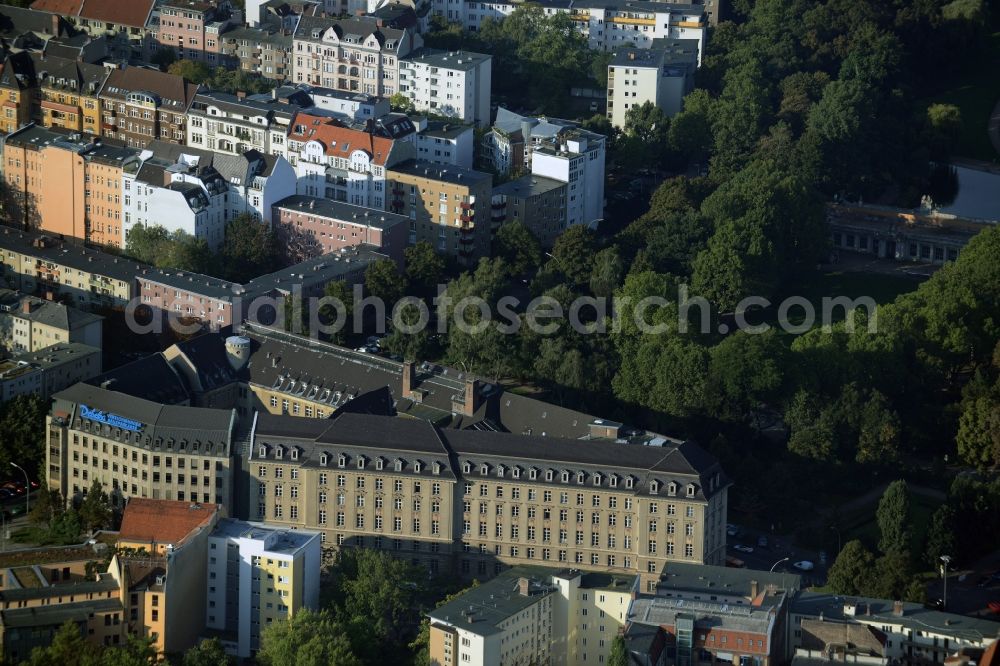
[686,483,696,498]
[357,457,365,470]
[290,448,299,461]
[650,480,660,495]
[480,464,489,476]
[625,476,634,490]
[561,471,570,483]
[338,454,346,468]
[667,482,677,496]
[545,470,554,482]
[415,461,423,473]
[375,457,384,471]
[320,453,329,467]
[512,467,521,479]
[463,462,472,474]
[593,474,602,487]
[497,465,505,478]
[275,446,284,460]
[258,445,267,458]
[528,468,538,480]
[394,459,403,472]
[431,462,439,475]
[576,472,585,485]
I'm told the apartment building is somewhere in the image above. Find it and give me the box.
[291,86,389,122]
[246,407,727,585]
[607,41,698,128]
[0,6,79,60]
[789,593,1000,666]
[398,49,491,127]
[0,342,101,401]
[387,159,492,264]
[413,119,474,168]
[271,194,408,263]
[0,288,103,353]
[482,110,577,176]
[99,67,200,149]
[122,141,295,250]
[0,228,140,311]
[1,125,133,244]
[291,15,421,97]
[219,25,295,81]
[186,90,299,158]
[532,127,606,229]
[45,382,236,509]
[157,0,235,65]
[428,566,636,666]
[205,518,322,658]
[31,0,157,61]
[287,113,414,208]
[457,0,706,61]
[113,499,222,655]
[491,175,568,247]
[0,51,109,136]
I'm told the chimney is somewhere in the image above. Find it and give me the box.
[462,377,481,417]
[518,577,530,597]
[236,90,247,100]
[402,360,416,398]
[21,299,33,314]
[628,51,635,60]
[893,600,904,617]
[750,580,759,599]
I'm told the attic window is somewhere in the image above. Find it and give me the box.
[338,454,346,468]
[357,457,366,470]
[463,462,471,474]
[650,480,660,494]
[560,471,570,483]
[545,470,554,482]
[593,474,602,487]
[375,458,384,471]
[667,482,677,496]
[576,472,585,485]
[528,468,537,480]
[609,475,618,488]
[258,445,267,458]
[625,477,634,489]
[431,462,438,475]
[686,484,696,498]
[415,461,422,473]
[320,453,329,467]
[497,465,505,478]
[480,464,488,476]
[275,447,284,459]
[512,467,521,479]
[394,459,403,472]
[290,448,299,461]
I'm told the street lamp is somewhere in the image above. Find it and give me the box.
[9,462,28,517]
[940,555,952,610]
[770,557,790,573]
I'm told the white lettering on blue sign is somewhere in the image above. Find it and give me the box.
[80,404,143,432]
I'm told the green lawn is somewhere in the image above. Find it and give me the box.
[923,22,1000,161]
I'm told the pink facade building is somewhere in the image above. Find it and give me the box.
[157,0,234,66]
[272,195,408,265]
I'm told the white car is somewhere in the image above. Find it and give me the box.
[733,545,754,554]
[793,561,815,571]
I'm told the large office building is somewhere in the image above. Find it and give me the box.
[205,519,322,658]
[45,382,236,509]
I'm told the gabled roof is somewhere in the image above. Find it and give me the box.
[78,0,155,29]
[119,498,219,546]
[289,113,395,166]
[29,0,83,14]
[101,67,199,110]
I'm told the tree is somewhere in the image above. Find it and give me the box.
[924,504,956,569]
[869,550,913,599]
[26,620,100,666]
[257,609,360,666]
[77,480,112,533]
[494,220,542,276]
[549,225,597,287]
[877,480,911,555]
[150,48,177,70]
[325,550,421,663]
[956,391,1000,470]
[167,59,212,84]
[183,638,232,666]
[608,635,629,666]
[221,214,283,283]
[0,393,47,477]
[30,485,64,528]
[365,259,406,306]
[707,330,785,423]
[319,280,355,344]
[404,241,446,295]
[924,103,962,159]
[827,540,875,596]
[589,246,624,298]
[389,92,414,113]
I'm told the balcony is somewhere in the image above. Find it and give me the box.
[612,15,656,25]
[460,213,474,223]
[460,201,473,210]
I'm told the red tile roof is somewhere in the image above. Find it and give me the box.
[118,498,219,546]
[79,0,155,29]
[29,0,84,15]
[289,113,395,166]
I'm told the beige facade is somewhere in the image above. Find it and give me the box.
[387,160,493,266]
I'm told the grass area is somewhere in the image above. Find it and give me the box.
[0,546,95,569]
[922,20,1000,161]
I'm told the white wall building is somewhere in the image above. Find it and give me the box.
[531,128,606,228]
[187,91,299,161]
[412,118,474,168]
[398,49,492,127]
[205,519,322,659]
[457,0,706,63]
[607,42,698,128]
[302,87,390,122]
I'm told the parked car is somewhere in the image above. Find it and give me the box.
[733,544,754,554]
[757,536,769,548]
[793,561,815,571]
